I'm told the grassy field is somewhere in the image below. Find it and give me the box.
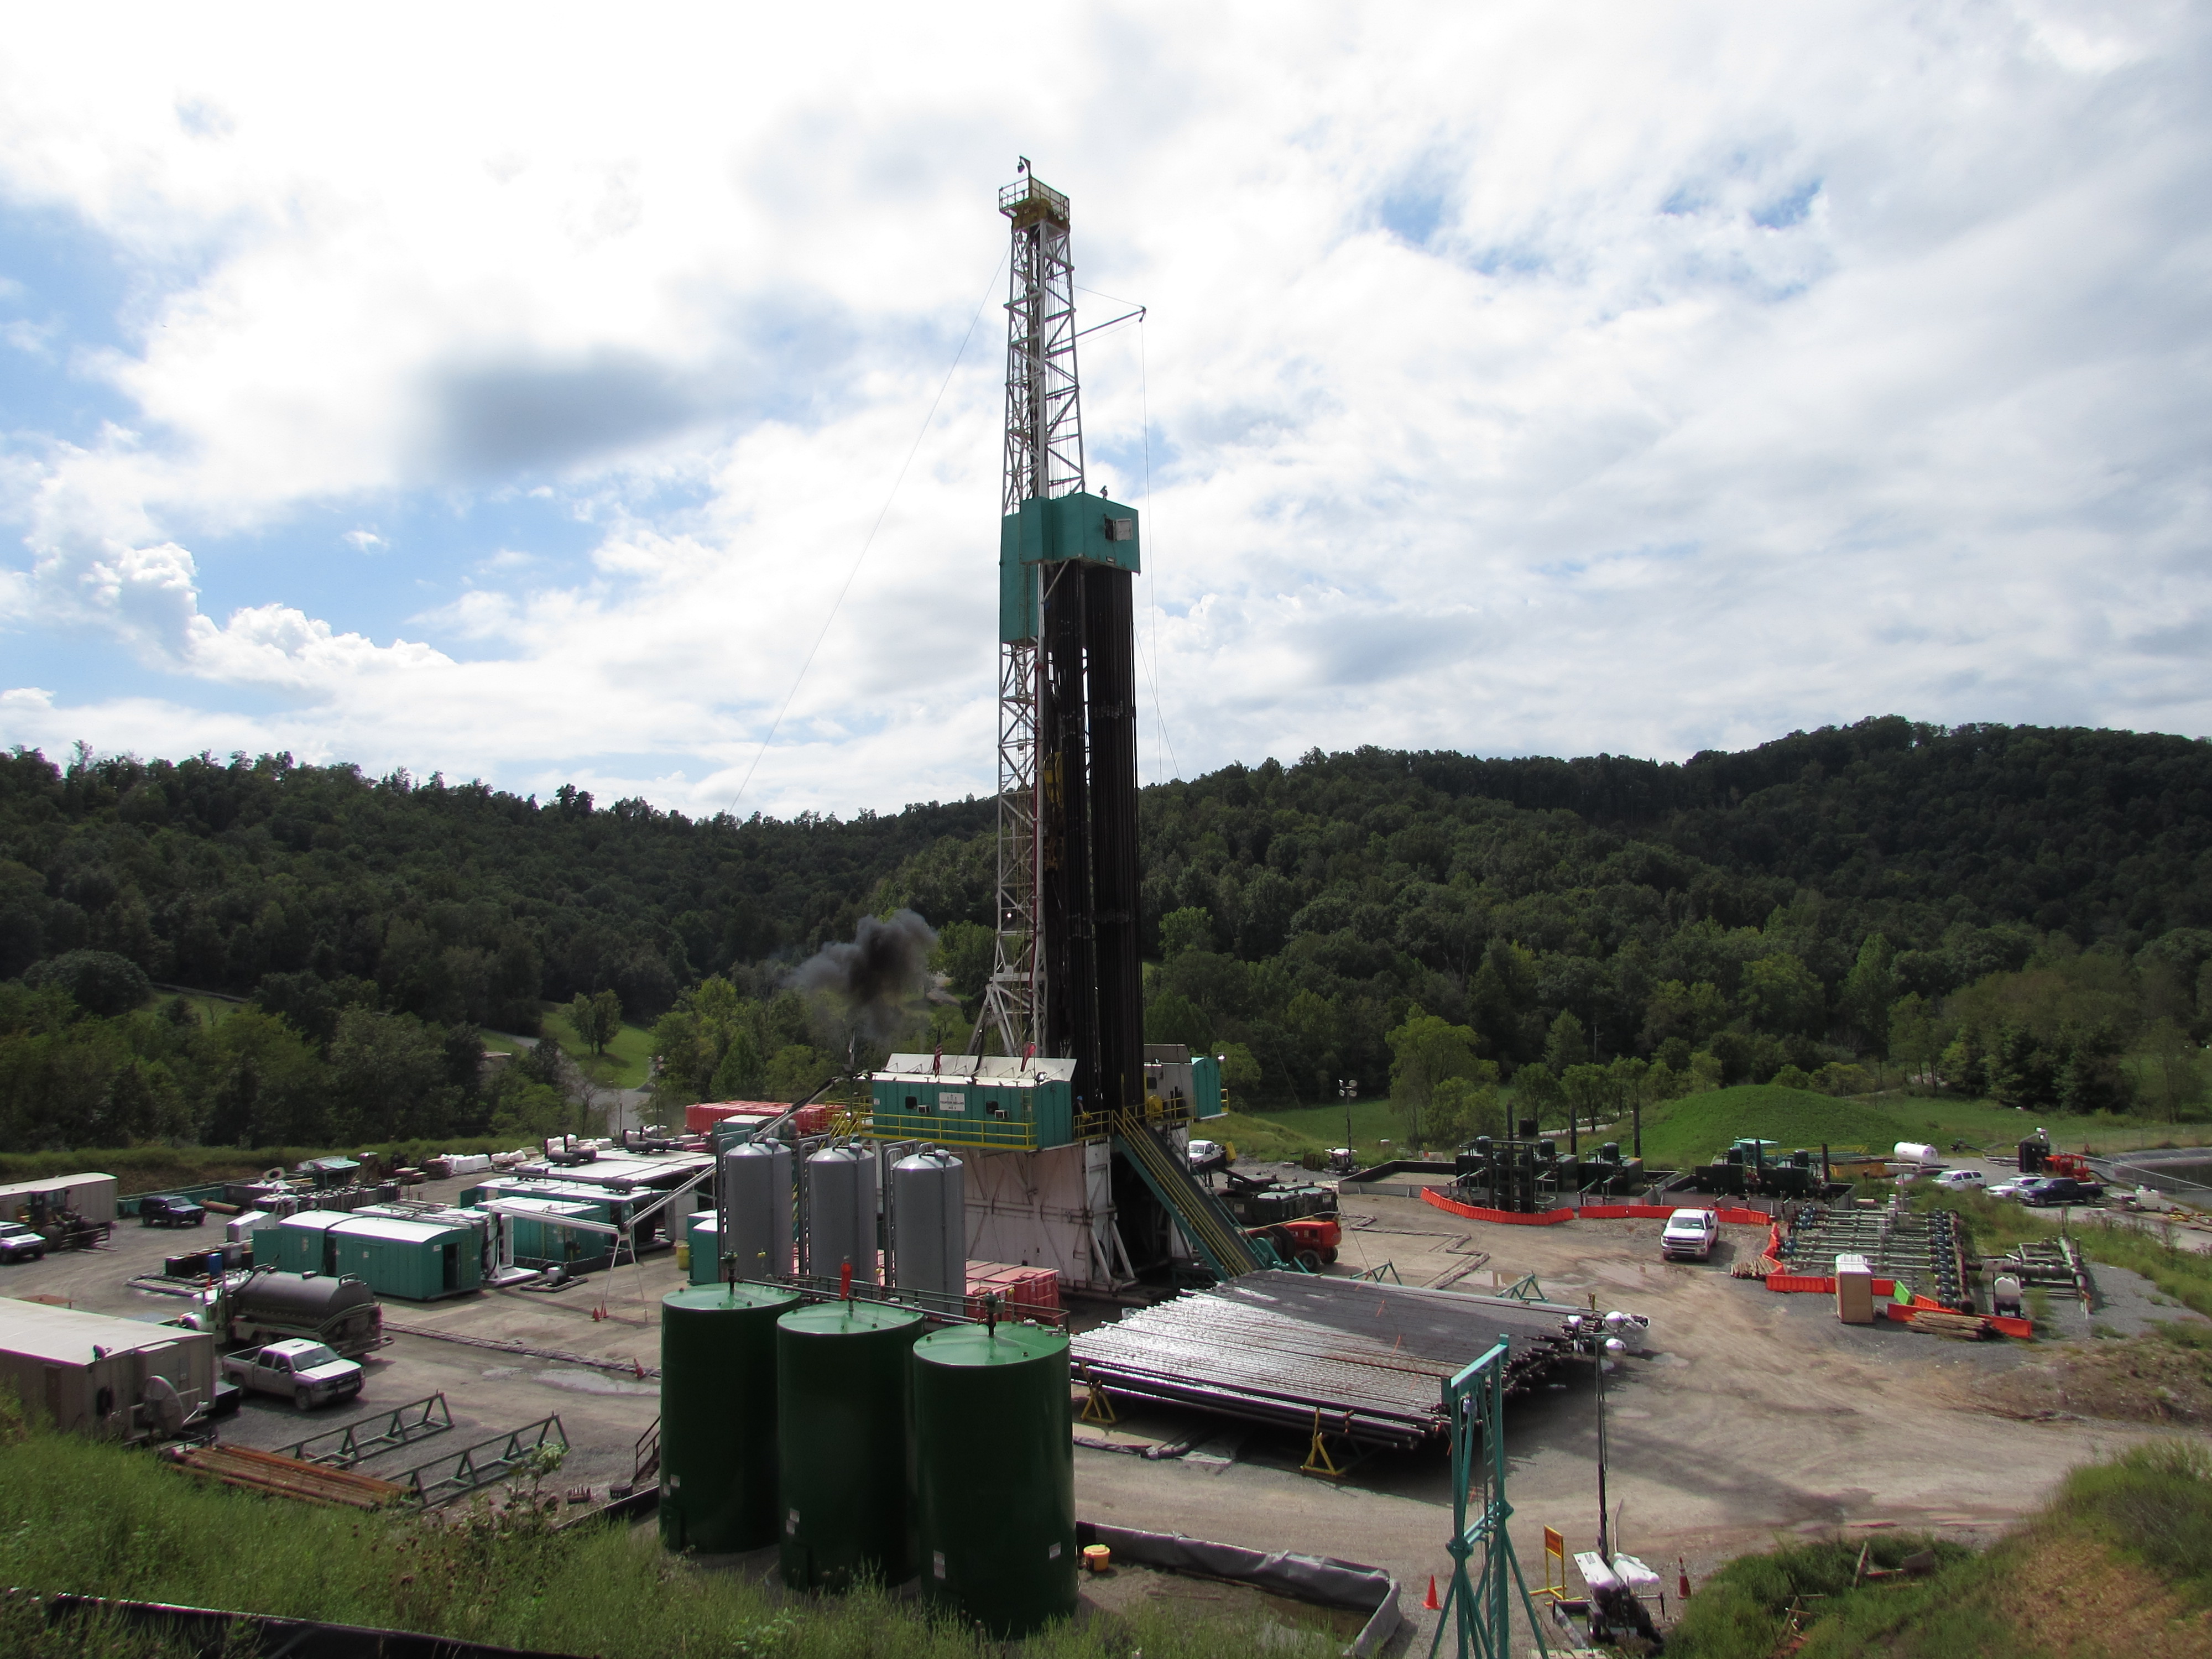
[525,1005,655,1089]
[1625,1085,2212,1171]
[1669,1440,2212,1657]
[0,1411,1301,1659]
[1218,1098,1410,1165]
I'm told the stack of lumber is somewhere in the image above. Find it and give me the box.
[1903,1308,1992,1340]
[164,1443,406,1507]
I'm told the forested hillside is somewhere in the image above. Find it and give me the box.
[3,717,2209,1152]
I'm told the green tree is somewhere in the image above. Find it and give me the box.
[932,921,996,1005]
[568,989,623,1057]
[1387,1006,1486,1145]
[1640,980,1728,1054]
[1217,1042,1261,1107]
[1512,1061,1562,1123]
[764,1044,834,1102]
[1428,1074,1505,1145]
[1560,1062,1613,1132]
[1544,1010,1589,1073]
[328,1008,458,1140]
[2136,1018,2205,1122]
[1159,907,1214,960]
[1687,1050,1725,1093]
[1840,933,1897,1054]
[1887,993,1947,1086]
[1739,953,1826,1038]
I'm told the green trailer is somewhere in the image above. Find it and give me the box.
[254,1211,352,1275]
[498,1195,611,1270]
[327,1215,482,1301]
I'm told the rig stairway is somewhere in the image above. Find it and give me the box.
[1112,1114,1264,1279]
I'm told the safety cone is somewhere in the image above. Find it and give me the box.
[1678,1557,1692,1600]
[1424,1576,1440,1611]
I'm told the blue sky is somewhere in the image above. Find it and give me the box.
[1,4,2207,817]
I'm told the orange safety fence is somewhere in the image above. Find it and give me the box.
[1419,1190,1773,1228]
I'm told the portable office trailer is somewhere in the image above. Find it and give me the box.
[0,1172,118,1227]
[327,1216,483,1301]
[255,1210,353,1274]
[0,1300,214,1438]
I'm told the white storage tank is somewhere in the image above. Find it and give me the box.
[892,1148,966,1300]
[720,1140,794,1280]
[805,1145,878,1284]
[1893,1142,1940,1167]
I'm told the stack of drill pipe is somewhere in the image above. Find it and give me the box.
[1071,1270,1571,1447]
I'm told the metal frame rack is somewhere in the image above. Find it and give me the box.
[1774,1203,1965,1303]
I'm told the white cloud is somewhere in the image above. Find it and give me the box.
[0,3,2206,815]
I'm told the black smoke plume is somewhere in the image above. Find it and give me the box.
[792,909,938,1044]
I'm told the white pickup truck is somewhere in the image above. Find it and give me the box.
[218,1339,364,1411]
[1660,1208,1720,1262]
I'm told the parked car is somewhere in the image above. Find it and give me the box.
[219,1339,364,1410]
[0,1222,46,1263]
[1186,1139,1228,1175]
[1661,1208,1720,1261]
[2020,1176,2105,1207]
[1932,1168,1987,1191]
[1987,1175,2048,1201]
[138,1194,207,1228]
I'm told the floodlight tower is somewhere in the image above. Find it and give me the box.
[977,164,1144,1123]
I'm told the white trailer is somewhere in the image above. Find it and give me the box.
[0,1299,215,1438]
[0,1172,118,1226]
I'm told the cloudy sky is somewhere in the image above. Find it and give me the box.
[2,4,2206,818]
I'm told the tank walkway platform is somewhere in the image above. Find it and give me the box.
[1070,1270,1574,1449]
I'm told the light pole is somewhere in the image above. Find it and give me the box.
[1338,1077,1358,1153]
[1568,1312,1631,1563]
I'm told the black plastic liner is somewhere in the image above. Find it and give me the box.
[1076,1522,1400,1657]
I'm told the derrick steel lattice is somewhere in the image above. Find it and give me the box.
[980,168,1086,1061]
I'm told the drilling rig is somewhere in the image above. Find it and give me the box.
[865,168,1256,1288]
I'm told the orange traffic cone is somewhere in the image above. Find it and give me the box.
[1678,1557,1692,1600]
[1424,1576,1441,1611]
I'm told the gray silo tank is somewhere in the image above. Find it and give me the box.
[721,1141,794,1280]
[892,1149,966,1300]
[805,1145,878,1283]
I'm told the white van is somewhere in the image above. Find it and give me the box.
[1933,1168,1986,1191]
[1660,1209,1719,1261]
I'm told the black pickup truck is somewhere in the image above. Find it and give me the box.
[2019,1176,2106,1207]
[138,1194,207,1227]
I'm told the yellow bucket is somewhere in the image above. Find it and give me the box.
[1082,1544,1112,1573]
[675,1242,691,1271]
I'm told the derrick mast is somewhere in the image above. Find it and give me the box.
[978,169,1144,1123]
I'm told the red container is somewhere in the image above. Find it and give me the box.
[684,1102,790,1134]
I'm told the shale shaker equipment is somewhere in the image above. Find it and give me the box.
[864,170,1248,1287]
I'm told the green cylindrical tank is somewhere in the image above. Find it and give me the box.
[659,1283,800,1553]
[912,1322,1075,1635]
[776,1301,924,1589]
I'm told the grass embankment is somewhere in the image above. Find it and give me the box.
[0,1138,528,1196]
[1634,1084,2212,1170]
[0,1421,1284,1659]
[1669,1441,2212,1657]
